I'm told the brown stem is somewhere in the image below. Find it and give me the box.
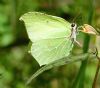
[92,55,100,88]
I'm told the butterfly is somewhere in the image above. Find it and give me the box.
[20,12,79,66]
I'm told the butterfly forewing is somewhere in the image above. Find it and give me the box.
[20,12,71,42]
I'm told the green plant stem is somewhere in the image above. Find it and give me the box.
[78,1,94,87]
[78,35,90,88]
[72,0,94,88]
[72,35,90,88]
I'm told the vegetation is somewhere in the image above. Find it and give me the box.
[0,0,100,88]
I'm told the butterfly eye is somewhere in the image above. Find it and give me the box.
[71,23,76,27]
[71,23,77,29]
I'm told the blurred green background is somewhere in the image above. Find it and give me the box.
[0,0,100,88]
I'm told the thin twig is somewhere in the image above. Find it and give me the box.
[92,48,100,88]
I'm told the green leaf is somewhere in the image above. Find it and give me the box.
[26,53,90,85]
[20,12,73,66]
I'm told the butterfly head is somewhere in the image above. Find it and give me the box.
[71,23,77,30]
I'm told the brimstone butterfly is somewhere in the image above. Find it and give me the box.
[20,12,78,66]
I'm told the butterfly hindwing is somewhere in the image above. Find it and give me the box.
[31,38,73,66]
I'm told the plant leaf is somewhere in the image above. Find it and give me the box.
[26,53,91,85]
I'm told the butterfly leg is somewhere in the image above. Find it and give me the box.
[74,40,82,47]
[66,35,82,47]
[71,38,82,47]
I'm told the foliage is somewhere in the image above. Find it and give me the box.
[0,0,100,88]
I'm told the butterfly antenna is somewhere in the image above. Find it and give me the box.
[72,11,81,23]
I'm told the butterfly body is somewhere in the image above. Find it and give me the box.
[70,23,81,47]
